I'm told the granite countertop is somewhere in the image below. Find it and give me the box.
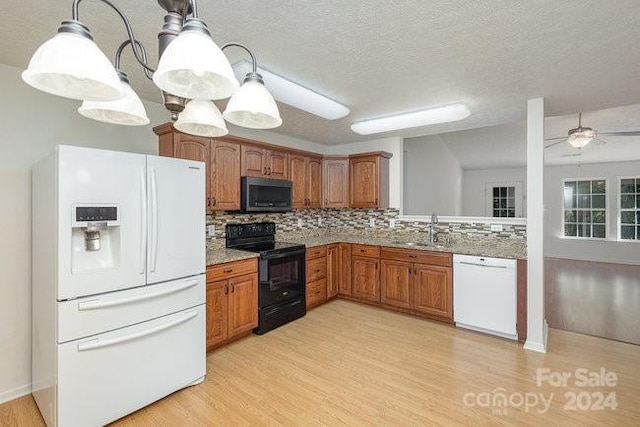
[206,228,526,266]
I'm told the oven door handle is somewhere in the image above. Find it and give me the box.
[261,250,305,261]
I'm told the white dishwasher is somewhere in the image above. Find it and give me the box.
[453,254,517,340]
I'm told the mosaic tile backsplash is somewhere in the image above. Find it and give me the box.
[206,208,527,241]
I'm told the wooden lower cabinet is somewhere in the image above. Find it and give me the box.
[351,256,380,302]
[380,260,412,309]
[338,243,352,296]
[412,264,452,320]
[379,247,453,322]
[206,259,258,350]
[327,244,339,298]
[306,246,328,309]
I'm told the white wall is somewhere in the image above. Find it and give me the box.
[462,167,527,216]
[330,136,404,209]
[403,135,462,215]
[544,160,640,265]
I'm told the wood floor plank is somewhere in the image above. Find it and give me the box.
[1,299,639,426]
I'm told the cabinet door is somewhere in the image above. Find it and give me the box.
[289,154,307,208]
[206,280,228,350]
[267,150,288,180]
[338,243,352,296]
[241,145,266,177]
[351,256,380,302]
[413,264,452,320]
[210,139,241,210]
[380,259,412,309]
[307,157,323,208]
[350,156,379,208]
[326,244,339,298]
[173,134,211,209]
[323,158,349,208]
[228,273,258,337]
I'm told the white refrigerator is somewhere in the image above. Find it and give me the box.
[32,145,206,426]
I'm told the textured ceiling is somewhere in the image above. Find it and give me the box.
[2,1,640,145]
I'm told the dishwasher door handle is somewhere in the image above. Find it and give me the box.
[458,261,508,269]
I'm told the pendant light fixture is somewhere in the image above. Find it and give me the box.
[21,0,282,136]
[78,40,150,126]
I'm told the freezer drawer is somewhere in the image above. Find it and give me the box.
[57,305,206,427]
[58,274,205,343]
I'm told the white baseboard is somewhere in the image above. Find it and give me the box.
[0,383,32,405]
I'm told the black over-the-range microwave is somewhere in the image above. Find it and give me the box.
[241,176,293,213]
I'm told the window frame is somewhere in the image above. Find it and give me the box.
[617,176,640,243]
[561,177,608,240]
[484,181,524,218]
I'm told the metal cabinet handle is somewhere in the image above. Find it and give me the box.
[409,255,416,258]
[267,167,271,175]
[211,196,216,206]
[231,284,235,293]
[223,268,233,274]
[224,284,228,294]
[263,166,268,175]
[375,198,378,205]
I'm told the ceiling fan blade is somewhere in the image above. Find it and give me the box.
[545,136,568,142]
[599,131,640,136]
[544,139,567,149]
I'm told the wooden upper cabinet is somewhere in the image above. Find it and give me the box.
[289,154,322,208]
[241,145,289,180]
[350,151,392,209]
[323,157,349,208]
[267,150,288,180]
[210,139,241,211]
[307,157,323,208]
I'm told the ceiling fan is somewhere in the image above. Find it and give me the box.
[545,113,640,149]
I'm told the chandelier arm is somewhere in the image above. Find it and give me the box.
[182,0,199,21]
[115,40,154,80]
[71,0,156,74]
[221,42,258,73]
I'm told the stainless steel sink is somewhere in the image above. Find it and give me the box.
[391,240,447,249]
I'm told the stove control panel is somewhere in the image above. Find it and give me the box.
[226,221,276,239]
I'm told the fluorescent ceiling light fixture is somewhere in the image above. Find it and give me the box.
[351,103,470,135]
[232,60,350,120]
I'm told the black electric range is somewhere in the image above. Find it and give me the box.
[226,222,306,334]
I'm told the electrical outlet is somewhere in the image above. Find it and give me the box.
[490,224,503,232]
[389,219,396,228]
[207,224,216,237]
[369,218,375,227]
[297,218,303,228]
[317,216,322,226]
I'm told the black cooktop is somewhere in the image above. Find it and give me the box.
[226,222,305,257]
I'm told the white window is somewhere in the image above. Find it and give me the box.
[562,178,607,239]
[619,177,639,241]
[485,181,524,218]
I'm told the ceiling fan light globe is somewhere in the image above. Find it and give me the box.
[174,99,229,137]
[153,22,239,100]
[22,31,124,101]
[223,79,282,129]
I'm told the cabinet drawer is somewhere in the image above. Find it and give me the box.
[306,257,327,282]
[306,279,327,307]
[381,247,452,267]
[352,244,380,258]
[306,245,327,260]
[207,258,258,281]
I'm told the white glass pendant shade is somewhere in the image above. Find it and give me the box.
[22,32,123,101]
[153,28,239,100]
[223,80,282,129]
[78,81,150,126]
[174,99,229,137]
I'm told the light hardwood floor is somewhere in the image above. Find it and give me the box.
[2,299,639,426]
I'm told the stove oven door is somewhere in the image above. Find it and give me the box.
[259,250,305,308]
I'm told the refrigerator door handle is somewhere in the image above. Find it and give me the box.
[138,168,147,275]
[77,310,199,352]
[150,166,158,273]
[77,279,199,311]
